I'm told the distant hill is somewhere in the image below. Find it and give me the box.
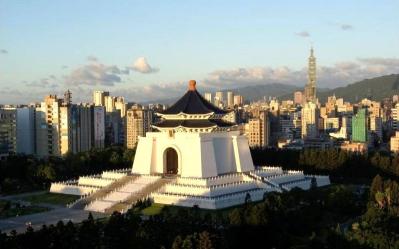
[220,74,399,103]
[224,83,299,103]
[317,74,399,103]
[143,74,399,105]
[143,83,301,105]
[278,74,399,103]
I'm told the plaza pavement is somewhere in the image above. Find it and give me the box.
[0,207,106,234]
[0,191,107,234]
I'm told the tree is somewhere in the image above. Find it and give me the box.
[78,213,101,249]
[370,175,384,199]
[198,231,213,249]
[228,208,242,225]
[171,235,183,249]
[182,234,196,249]
[123,149,136,164]
[375,191,386,209]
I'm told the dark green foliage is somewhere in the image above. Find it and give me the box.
[346,176,399,249]
[2,147,399,248]
[0,146,135,195]
[251,148,399,182]
[0,184,377,249]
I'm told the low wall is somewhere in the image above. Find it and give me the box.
[153,189,266,209]
[175,174,245,187]
[50,183,98,196]
[78,177,114,187]
[101,171,127,180]
[163,182,257,197]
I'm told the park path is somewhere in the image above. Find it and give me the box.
[0,191,47,201]
[0,207,106,234]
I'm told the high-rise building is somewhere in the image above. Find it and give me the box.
[104,95,115,112]
[64,89,72,105]
[360,99,382,118]
[16,106,36,155]
[104,111,120,145]
[294,91,303,105]
[0,107,17,156]
[280,113,301,140]
[324,117,340,130]
[391,103,399,130]
[93,106,105,149]
[301,101,319,139]
[329,116,352,139]
[352,108,368,142]
[71,104,93,153]
[115,97,127,117]
[126,106,152,149]
[269,99,279,114]
[233,95,243,106]
[369,116,383,140]
[247,110,269,147]
[215,91,224,108]
[204,93,212,103]
[35,95,62,157]
[36,94,105,156]
[60,105,72,155]
[227,91,234,108]
[93,90,109,106]
[59,104,96,154]
[304,47,317,103]
[390,131,399,153]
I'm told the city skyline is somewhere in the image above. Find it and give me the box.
[1,0,399,104]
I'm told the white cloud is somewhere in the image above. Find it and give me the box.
[7,56,399,104]
[357,58,399,66]
[27,77,58,88]
[202,57,399,89]
[341,24,353,30]
[0,49,8,54]
[295,31,310,37]
[131,57,159,74]
[111,82,186,102]
[65,61,123,86]
[87,55,98,62]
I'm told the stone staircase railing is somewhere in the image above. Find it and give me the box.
[69,174,139,209]
[104,177,175,214]
[244,172,282,192]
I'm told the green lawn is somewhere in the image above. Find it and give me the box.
[140,203,240,217]
[141,203,165,216]
[0,200,50,219]
[23,192,80,206]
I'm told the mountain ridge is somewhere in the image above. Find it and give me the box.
[141,74,399,105]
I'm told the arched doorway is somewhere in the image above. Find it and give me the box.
[165,147,178,175]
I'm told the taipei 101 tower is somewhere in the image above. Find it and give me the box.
[304,47,317,103]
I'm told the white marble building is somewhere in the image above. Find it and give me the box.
[51,80,330,212]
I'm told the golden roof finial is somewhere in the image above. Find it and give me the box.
[188,80,197,91]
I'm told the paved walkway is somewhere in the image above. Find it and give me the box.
[0,208,107,234]
[1,191,107,234]
[0,191,47,201]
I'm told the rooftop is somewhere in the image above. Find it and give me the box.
[159,80,228,115]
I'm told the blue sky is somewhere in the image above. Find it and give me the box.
[0,0,398,103]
